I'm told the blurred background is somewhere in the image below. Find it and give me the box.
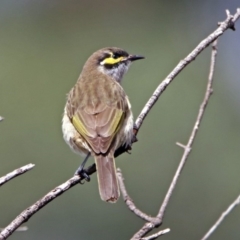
[0,1,240,239]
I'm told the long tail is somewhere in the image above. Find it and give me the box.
[94,151,120,203]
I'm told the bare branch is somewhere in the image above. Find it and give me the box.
[131,36,218,240]
[157,39,218,219]
[134,8,240,133]
[0,164,35,187]
[201,195,240,240]
[176,142,187,149]
[117,169,155,222]
[141,228,170,240]
[0,164,96,240]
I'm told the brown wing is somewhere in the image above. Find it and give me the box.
[72,102,124,154]
[67,78,126,154]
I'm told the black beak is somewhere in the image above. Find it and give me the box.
[127,55,145,61]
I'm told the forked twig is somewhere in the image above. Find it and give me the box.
[130,38,218,239]
[158,39,217,219]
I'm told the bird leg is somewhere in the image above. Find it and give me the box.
[74,152,91,183]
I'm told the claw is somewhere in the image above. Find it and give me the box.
[82,171,91,182]
[76,169,91,183]
[79,179,85,185]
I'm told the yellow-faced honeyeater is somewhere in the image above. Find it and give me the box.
[62,47,144,202]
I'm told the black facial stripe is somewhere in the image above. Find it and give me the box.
[112,53,121,59]
[98,49,129,66]
[104,63,119,69]
[114,51,128,58]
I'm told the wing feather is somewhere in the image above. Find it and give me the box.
[72,102,125,154]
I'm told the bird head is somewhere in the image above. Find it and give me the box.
[82,47,144,83]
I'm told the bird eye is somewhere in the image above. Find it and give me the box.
[112,53,120,59]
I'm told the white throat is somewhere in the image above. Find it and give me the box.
[98,62,131,83]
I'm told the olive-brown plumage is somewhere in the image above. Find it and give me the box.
[62,47,144,202]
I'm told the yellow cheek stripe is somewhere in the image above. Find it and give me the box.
[101,56,124,65]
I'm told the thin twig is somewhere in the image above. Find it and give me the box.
[141,228,170,240]
[0,227,28,232]
[201,195,240,240]
[117,169,155,222]
[131,37,218,240]
[0,164,35,187]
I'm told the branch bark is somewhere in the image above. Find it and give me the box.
[201,194,240,240]
[0,164,35,187]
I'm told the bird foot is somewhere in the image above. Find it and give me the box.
[75,168,91,184]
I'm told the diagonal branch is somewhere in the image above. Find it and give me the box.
[0,164,35,187]
[201,194,240,240]
[131,38,218,240]
[157,38,217,220]
[134,9,240,132]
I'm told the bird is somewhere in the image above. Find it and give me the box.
[62,47,144,203]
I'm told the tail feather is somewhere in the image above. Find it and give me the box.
[95,151,120,203]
